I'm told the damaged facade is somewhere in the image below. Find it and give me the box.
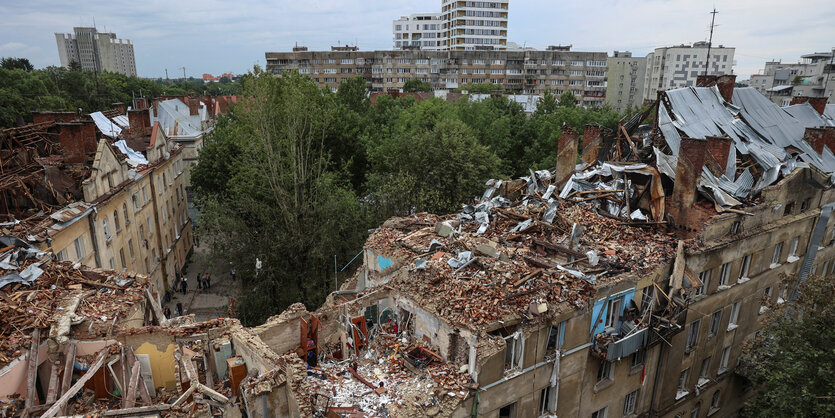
[1,99,195,294]
[218,78,835,418]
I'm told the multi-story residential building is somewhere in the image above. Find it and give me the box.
[265,48,608,105]
[393,13,444,50]
[394,1,509,51]
[605,51,647,112]
[441,0,509,50]
[643,41,734,101]
[748,50,835,106]
[55,27,137,76]
[0,99,200,294]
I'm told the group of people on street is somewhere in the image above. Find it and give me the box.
[163,303,185,318]
[197,272,211,290]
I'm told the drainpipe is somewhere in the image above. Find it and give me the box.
[87,208,102,268]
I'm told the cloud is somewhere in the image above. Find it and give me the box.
[0,0,832,79]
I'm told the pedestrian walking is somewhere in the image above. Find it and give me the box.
[181,276,188,294]
[206,273,211,289]
[163,306,171,318]
[175,302,183,316]
[197,272,203,290]
[230,268,236,281]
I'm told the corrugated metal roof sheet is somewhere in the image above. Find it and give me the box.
[784,103,834,128]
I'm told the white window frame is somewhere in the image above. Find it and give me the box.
[718,346,731,373]
[698,357,711,386]
[719,262,731,287]
[788,237,800,262]
[591,406,608,418]
[503,332,523,372]
[771,242,783,267]
[597,359,614,383]
[539,385,557,415]
[728,301,740,330]
[74,237,84,258]
[709,309,722,336]
[686,319,700,352]
[696,270,710,296]
[605,298,621,331]
[738,255,751,281]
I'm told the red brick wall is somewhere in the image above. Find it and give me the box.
[803,127,835,154]
[32,112,77,125]
[790,96,827,115]
[582,125,603,151]
[558,126,579,151]
[705,136,732,170]
[58,123,96,164]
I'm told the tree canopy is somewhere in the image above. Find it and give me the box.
[742,273,835,417]
[402,78,431,93]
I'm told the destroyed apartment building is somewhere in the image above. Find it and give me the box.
[0,94,236,294]
[2,77,835,418]
[207,76,835,418]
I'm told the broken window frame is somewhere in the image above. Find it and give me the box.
[788,237,799,258]
[74,237,85,258]
[113,210,121,233]
[623,389,638,415]
[122,203,130,225]
[710,390,721,410]
[709,309,722,337]
[605,298,622,332]
[630,349,645,371]
[545,321,565,355]
[596,359,614,383]
[696,270,710,296]
[539,385,557,415]
[698,357,711,384]
[718,346,731,373]
[738,255,751,280]
[772,242,783,266]
[678,368,689,392]
[498,402,516,418]
[690,401,701,418]
[686,319,700,352]
[503,332,524,372]
[102,218,112,241]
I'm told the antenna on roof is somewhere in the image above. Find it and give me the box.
[704,8,718,76]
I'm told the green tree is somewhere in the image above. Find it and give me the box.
[193,70,367,325]
[1,57,33,72]
[68,61,82,72]
[402,78,431,93]
[535,88,559,115]
[558,90,577,107]
[742,273,835,417]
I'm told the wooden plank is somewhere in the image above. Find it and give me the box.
[126,348,152,405]
[58,343,76,415]
[125,361,141,409]
[45,357,60,404]
[24,329,40,410]
[197,383,229,404]
[102,404,171,416]
[41,349,107,418]
[171,385,197,407]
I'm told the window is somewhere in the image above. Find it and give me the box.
[698,357,711,385]
[800,198,810,212]
[691,402,701,418]
[728,301,740,330]
[623,390,638,415]
[591,406,608,418]
[729,221,740,234]
[605,298,621,330]
[102,218,111,240]
[719,263,731,286]
[788,237,799,260]
[719,346,731,373]
[139,224,146,241]
[546,322,563,353]
[696,270,710,296]
[784,201,794,215]
[710,390,721,410]
[539,386,557,414]
[630,349,645,370]
[738,255,751,280]
[56,248,68,261]
[109,257,115,270]
[147,216,153,236]
[707,310,722,337]
[686,319,700,351]
[132,194,140,210]
[113,210,121,233]
[597,360,613,383]
[498,402,515,418]
[119,248,126,269]
[128,239,135,260]
[74,237,84,258]
[503,333,523,371]
[678,368,689,392]
[142,186,148,202]
[772,242,783,266]
[122,204,130,225]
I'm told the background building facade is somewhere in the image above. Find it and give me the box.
[266,48,608,105]
[393,13,444,50]
[749,50,835,106]
[441,0,509,50]
[605,51,647,112]
[55,27,137,76]
[644,42,734,101]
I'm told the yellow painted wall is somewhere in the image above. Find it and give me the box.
[134,341,177,389]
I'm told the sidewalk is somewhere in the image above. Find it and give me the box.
[164,242,239,322]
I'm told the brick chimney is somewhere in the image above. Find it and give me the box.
[133,97,148,110]
[697,74,737,103]
[790,96,827,115]
[669,138,708,231]
[705,136,732,171]
[803,127,835,154]
[112,103,126,114]
[555,126,579,186]
[581,124,604,164]
[127,109,151,137]
[200,95,215,117]
[58,122,97,164]
[216,96,229,115]
[152,99,159,117]
[187,97,199,116]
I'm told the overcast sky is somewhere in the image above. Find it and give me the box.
[1,0,833,79]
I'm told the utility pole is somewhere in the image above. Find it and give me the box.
[165,68,169,81]
[704,8,718,76]
[179,66,186,80]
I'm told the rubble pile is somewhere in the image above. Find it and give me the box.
[370,174,678,329]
